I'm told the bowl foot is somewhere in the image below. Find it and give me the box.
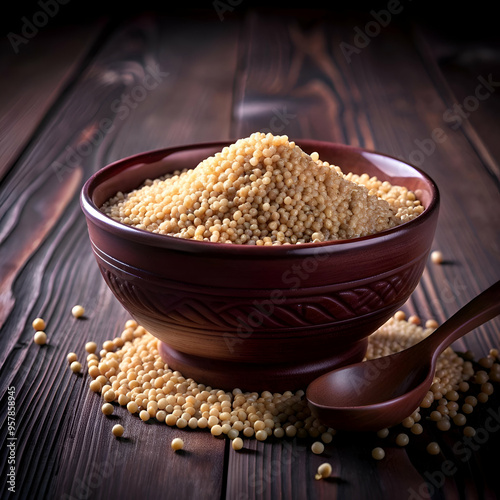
[158,338,368,393]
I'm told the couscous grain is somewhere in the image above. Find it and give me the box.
[430,250,444,264]
[70,361,82,373]
[71,305,85,318]
[102,403,114,415]
[33,331,47,345]
[311,441,325,454]
[316,463,332,480]
[395,433,409,446]
[371,447,385,460]
[112,424,124,437]
[32,318,46,331]
[67,352,78,363]
[426,442,440,455]
[232,437,244,450]
[171,437,184,451]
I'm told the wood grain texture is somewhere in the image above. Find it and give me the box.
[1,7,499,500]
[0,21,106,182]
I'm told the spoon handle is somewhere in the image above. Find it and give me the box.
[422,280,500,361]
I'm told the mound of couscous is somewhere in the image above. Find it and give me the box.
[101,133,424,245]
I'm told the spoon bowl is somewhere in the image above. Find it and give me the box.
[307,280,500,431]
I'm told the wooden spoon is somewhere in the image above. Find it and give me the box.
[306,280,500,431]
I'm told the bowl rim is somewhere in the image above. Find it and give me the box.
[81,139,439,255]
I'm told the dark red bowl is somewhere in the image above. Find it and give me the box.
[80,140,439,392]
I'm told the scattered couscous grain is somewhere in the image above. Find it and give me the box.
[102,403,114,415]
[227,429,239,440]
[376,428,389,439]
[315,463,332,480]
[89,380,101,392]
[32,318,46,331]
[171,437,184,451]
[477,392,489,403]
[67,352,78,364]
[401,416,414,428]
[436,419,451,432]
[408,315,420,325]
[102,340,114,352]
[425,319,439,329]
[72,310,498,462]
[430,250,444,264]
[88,365,100,379]
[410,424,423,435]
[101,133,423,245]
[70,361,82,373]
[112,424,124,437]
[372,447,385,460]
[474,370,489,384]
[464,395,477,407]
[463,426,476,437]
[462,403,474,414]
[232,437,244,451]
[311,441,325,454]
[479,357,494,369]
[273,428,284,438]
[72,305,85,318]
[426,442,440,455]
[176,418,188,429]
[395,433,409,446]
[481,382,494,395]
[118,394,130,406]
[255,430,267,441]
[33,331,47,345]
[85,341,97,353]
[321,432,333,444]
[127,401,138,414]
[103,389,116,402]
[211,425,223,436]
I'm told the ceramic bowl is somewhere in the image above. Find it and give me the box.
[80,140,439,391]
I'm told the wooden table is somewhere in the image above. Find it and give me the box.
[1,5,499,499]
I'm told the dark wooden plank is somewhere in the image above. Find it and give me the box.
[0,21,106,182]
[0,13,240,500]
[226,9,500,499]
[412,23,500,181]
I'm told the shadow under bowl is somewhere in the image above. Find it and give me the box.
[80,140,439,392]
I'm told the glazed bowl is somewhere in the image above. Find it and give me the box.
[80,140,439,392]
